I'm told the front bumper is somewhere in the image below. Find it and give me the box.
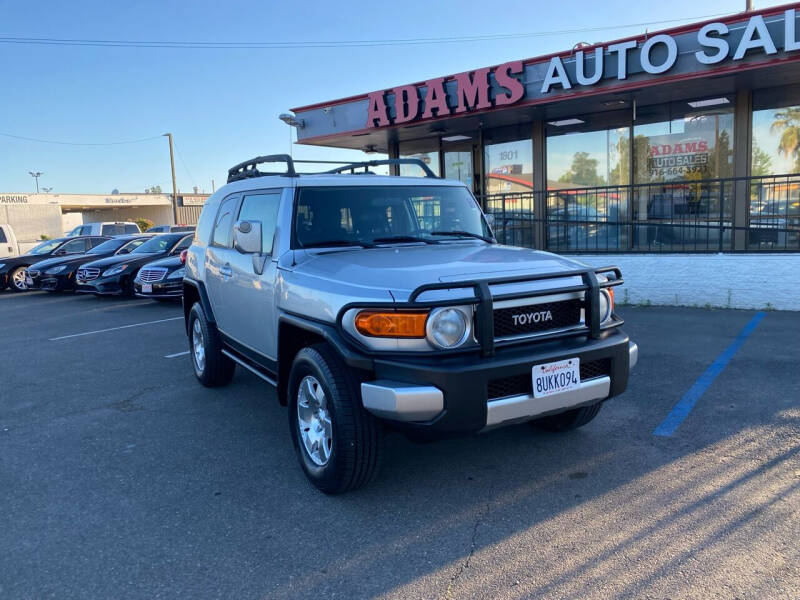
[75,276,124,295]
[29,274,71,291]
[134,280,182,298]
[359,330,635,434]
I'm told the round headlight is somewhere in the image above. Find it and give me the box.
[426,307,469,349]
[598,289,613,323]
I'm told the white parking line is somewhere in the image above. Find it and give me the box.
[49,316,184,341]
[165,350,190,358]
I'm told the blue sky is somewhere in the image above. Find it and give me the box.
[0,0,787,194]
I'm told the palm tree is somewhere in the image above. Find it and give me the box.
[770,106,800,172]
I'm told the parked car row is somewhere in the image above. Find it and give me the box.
[0,231,193,301]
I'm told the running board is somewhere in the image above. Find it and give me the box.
[221,349,277,387]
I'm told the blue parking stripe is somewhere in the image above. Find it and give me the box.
[653,311,766,437]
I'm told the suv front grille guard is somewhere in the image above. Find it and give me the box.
[336,266,623,358]
[408,266,623,357]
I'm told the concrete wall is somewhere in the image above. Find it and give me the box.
[572,253,800,311]
[1,204,63,246]
[65,205,175,227]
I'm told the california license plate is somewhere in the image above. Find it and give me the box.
[25,276,33,286]
[533,358,580,398]
[142,283,153,293]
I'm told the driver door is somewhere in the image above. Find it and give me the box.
[223,190,283,364]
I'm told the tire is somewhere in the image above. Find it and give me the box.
[530,402,603,433]
[288,344,383,494]
[9,266,29,292]
[532,402,603,432]
[188,303,235,387]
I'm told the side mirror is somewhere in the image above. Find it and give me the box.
[234,220,262,255]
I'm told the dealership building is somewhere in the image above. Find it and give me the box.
[290,4,800,309]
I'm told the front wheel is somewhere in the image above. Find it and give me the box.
[288,344,383,494]
[188,303,235,387]
[531,402,603,432]
[9,266,29,292]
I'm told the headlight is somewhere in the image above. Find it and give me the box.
[426,307,471,349]
[45,265,67,274]
[102,264,129,277]
[598,289,614,324]
[167,267,185,280]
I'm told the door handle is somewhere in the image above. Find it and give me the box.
[220,264,233,278]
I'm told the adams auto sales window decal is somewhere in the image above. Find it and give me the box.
[364,9,800,129]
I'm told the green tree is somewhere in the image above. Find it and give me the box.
[145,185,162,194]
[559,151,604,187]
[770,106,800,172]
[751,139,773,176]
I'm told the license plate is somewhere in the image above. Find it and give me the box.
[533,358,580,398]
[26,276,33,286]
[142,283,153,293]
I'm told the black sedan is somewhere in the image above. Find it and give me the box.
[27,234,152,293]
[75,233,193,297]
[0,236,110,293]
[133,252,185,300]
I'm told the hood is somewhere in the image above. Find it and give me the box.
[79,252,164,270]
[293,243,587,300]
[140,255,182,269]
[28,253,99,271]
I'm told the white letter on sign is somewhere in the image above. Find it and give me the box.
[734,15,778,60]
[541,57,572,93]
[575,47,604,86]
[696,22,730,64]
[786,9,800,52]
[640,34,678,74]
[607,40,638,80]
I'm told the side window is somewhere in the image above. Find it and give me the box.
[79,225,92,236]
[173,235,192,252]
[238,192,282,254]
[212,195,240,247]
[0,227,7,244]
[102,224,125,236]
[125,224,139,234]
[89,237,107,248]
[61,239,88,254]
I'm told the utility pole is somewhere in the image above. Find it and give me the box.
[163,133,179,224]
[746,0,753,10]
[28,171,43,193]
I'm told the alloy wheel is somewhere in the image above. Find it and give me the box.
[192,319,205,373]
[296,375,333,466]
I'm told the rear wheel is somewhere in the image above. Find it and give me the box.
[9,266,29,292]
[288,344,383,494]
[188,303,235,387]
[532,402,603,432]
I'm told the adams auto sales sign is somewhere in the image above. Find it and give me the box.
[362,8,800,129]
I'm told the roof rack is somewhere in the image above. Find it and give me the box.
[227,154,297,183]
[325,158,437,178]
[226,156,438,184]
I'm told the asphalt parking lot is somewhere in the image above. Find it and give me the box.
[1,292,798,600]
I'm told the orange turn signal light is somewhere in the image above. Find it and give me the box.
[355,311,429,338]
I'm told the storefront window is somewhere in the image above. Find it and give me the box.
[545,124,630,251]
[398,149,440,177]
[749,86,800,249]
[484,139,533,195]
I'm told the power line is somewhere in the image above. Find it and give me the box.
[172,141,197,189]
[0,132,163,146]
[0,13,728,50]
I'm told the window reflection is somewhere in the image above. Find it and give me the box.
[484,139,533,194]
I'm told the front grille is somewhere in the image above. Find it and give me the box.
[77,267,100,281]
[138,268,166,283]
[493,298,582,339]
[487,358,611,400]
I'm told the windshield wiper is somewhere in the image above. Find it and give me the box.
[429,230,495,243]
[302,239,375,249]
[372,235,439,245]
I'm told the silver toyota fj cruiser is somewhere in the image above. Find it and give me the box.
[183,155,638,494]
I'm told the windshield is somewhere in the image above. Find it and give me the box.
[30,240,63,255]
[88,238,128,254]
[294,186,491,248]
[131,233,183,254]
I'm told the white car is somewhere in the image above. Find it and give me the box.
[0,224,20,258]
[67,222,141,237]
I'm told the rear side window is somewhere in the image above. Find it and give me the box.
[0,227,7,244]
[61,239,88,254]
[101,224,124,236]
[211,195,239,247]
[124,224,139,234]
[78,225,92,236]
[173,235,193,252]
[238,192,281,254]
[89,237,108,248]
